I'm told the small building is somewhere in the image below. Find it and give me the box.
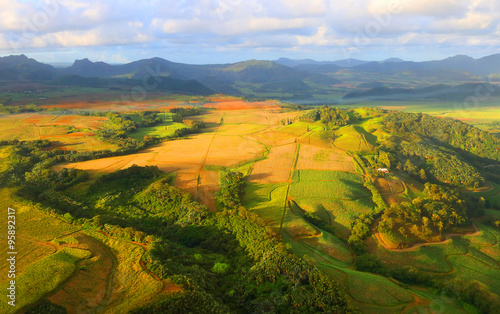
[377,168,390,174]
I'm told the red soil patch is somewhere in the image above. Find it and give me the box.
[203,100,280,111]
[22,115,47,124]
[43,99,190,112]
[52,116,78,124]
[40,132,93,139]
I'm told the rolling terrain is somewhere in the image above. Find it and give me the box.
[1,95,499,313]
[1,53,500,312]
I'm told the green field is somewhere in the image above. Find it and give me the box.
[290,170,368,199]
[288,170,373,237]
[129,113,188,140]
[334,125,375,151]
[242,182,288,231]
[0,248,90,314]
[339,101,500,134]
[1,94,499,313]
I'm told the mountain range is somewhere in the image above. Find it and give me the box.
[2,53,500,99]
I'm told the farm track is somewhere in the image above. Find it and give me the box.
[373,220,481,252]
[34,123,41,139]
[287,201,322,242]
[43,232,117,314]
[304,247,418,311]
[194,123,221,208]
[46,229,181,313]
[95,231,181,293]
[278,143,300,232]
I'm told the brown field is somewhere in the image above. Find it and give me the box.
[60,125,265,208]
[41,97,190,112]
[205,135,265,166]
[189,112,224,124]
[0,114,44,140]
[251,129,297,146]
[284,224,318,241]
[0,113,118,151]
[221,110,272,125]
[248,144,296,184]
[206,96,240,102]
[217,123,267,136]
[193,107,300,127]
[296,144,356,172]
[174,173,198,195]
[203,100,279,110]
[373,177,409,205]
[198,170,220,211]
[41,132,94,138]
[62,130,265,173]
[0,237,56,285]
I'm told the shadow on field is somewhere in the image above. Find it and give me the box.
[248,172,272,182]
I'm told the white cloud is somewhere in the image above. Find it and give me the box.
[0,0,499,62]
[376,0,470,18]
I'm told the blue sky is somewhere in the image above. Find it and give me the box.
[1,0,500,64]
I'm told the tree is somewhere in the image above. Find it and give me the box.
[212,262,230,274]
[398,227,407,238]
[419,169,427,181]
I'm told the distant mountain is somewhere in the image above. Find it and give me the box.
[330,58,370,67]
[4,53,500,99]
[275,57,369,68]
[274,58,320,67]
[59,57,339,96]
[292,64,342,74]
[381,58,405,63]
[61,58,117,77]
[342,83,500,102]
[0,54,56,81]
[277,54,500,80]
[54,74,214,96]
[350,54,500,79]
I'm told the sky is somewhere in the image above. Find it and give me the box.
[0,0,500,64]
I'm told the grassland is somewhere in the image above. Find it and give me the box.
[295,144,356,172]
[469,182,500,208]
[128,112,187,140]
[0,113,119,151]
[85,231,172,313]
[288,170,372,236]
[242,182,289,232]
[3,96,499,312]
[0,248,91,314]
[334,125,375,152]
[341,100,500,134]
[0,185,174,313]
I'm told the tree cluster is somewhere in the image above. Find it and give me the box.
[379,183,470,240]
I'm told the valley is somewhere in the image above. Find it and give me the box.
[1,94,499,312]
[1,54,500,313]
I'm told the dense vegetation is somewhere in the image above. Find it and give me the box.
[375,110,500,188]
[0,137,354,313]
[3,103,500,312]
[379,183,472,241]
[383,111,500,162]
[299,107,352,128]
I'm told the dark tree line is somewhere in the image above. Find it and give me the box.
[299,106,352,128]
